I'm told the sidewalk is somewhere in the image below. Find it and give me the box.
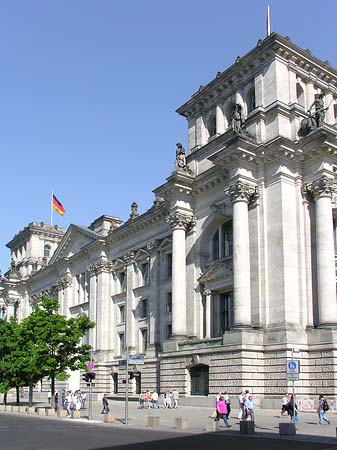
[79,400,337,443]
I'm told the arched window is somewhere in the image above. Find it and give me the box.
[207,116,217,138]
[211,221,233,260]
[296,82,305,107]
[44,244,51,257]
[246,87,256,113]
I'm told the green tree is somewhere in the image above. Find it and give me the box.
[21,296,95,406]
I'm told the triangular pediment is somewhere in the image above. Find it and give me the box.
[198,259,233,284]
[49,224,101,264]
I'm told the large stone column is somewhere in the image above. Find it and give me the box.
[87,265,97,351]
[225,181,258,328]
[167,212,196,338]
[94,260,112,352]
[309,175,337,325]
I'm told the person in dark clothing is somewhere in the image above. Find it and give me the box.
[101,394,110,414]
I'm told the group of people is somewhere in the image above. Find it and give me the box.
[62,390,86,416]
[139,390,179,409]
[279,393,330,426]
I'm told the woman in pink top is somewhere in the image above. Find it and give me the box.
[216,396,232,428]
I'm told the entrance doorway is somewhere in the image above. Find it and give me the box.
[134,372,141,394]
[112,373,118,394]
[190,365,209,396]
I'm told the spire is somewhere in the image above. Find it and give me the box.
[266,3,271,37]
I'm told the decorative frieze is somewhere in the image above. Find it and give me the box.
[224,180,259,204]
[57,272,73,288]
[5,296,20,307]
[166,212,196,231]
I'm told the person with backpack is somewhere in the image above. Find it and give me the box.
[288,394,299,427]
[317,394,330,425]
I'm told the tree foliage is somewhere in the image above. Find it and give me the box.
[0,296,95,402]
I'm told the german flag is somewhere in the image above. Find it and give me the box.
[52,194,65,216]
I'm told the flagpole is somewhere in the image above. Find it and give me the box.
[266,3,271,37]
[51,189,54,226]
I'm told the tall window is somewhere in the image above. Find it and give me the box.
[166,253,172,278]
[140,328,148,353]
[207,116,217,138]
[166,292,172,313]
[219,292,234,334]
[211,221,233,260]
[296,82,305,108]
[44,244,51,257]
[118,271,126,291]
[166,324,172,339]
[119,304,125,323]
[139,299,148,319]
[119,333,125,355]
[140,262,149,285]
[246,86,256,113]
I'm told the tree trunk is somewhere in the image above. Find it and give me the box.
[16,386,19,404]
[28,382,33,407]
[4,392,7,405]
[50,376,55,409]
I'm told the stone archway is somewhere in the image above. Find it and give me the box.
[190,364,209,396]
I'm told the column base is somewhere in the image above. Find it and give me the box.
[316,323,337,329]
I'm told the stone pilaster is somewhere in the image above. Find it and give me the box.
[123,251,137,351]
[305,175,337,325]
[225,181,258,328]
[4,296,19,319]
[93,260,112,352]
[146,240,159,356]
[204,289,212,338]
[87,264,98,351]
[166,212,196,338]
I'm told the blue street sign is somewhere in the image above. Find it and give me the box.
[287,360,300,373]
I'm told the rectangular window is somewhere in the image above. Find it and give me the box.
[119,333,125,355]
[140,262,149,284]
[140,328,148,353]
[139,299,148,319]
[119,305,125,323]
[219,292,234,335]
[166,292,172,313]
[166,324,172,339]
[166,253,172,278]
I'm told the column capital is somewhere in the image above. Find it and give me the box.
[166,212,196,231]
[58,272,73,287]
[5,296,20,307]
[88,260,111,275]
[204,289,213,297]
[225,180,259,204]
[304,175,336,200]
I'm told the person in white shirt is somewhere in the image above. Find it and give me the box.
[65,391,73,416]
[152,391,159,408]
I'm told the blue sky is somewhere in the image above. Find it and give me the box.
[1,0,337,271]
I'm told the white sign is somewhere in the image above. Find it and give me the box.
[287,373,299,382]
[287,360,300,374]
[128,355,145,365]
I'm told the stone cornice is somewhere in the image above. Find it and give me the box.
[297,127,337,161]
[6,222,65,250]
[208,133,259,168]
[154,170,195,201]
[193,166,228,197]
[177,33,337,120]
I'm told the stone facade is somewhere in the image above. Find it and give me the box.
[2,33,337,403]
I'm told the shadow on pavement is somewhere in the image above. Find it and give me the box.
[90,432,333,450]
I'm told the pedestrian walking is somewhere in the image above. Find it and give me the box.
[65,391,73,417]
[152,391,159,408]
[54,392,59,412]
[101,394,110,414]
[288,394,299,427]
[223,391,231,418]
[215,395,232,428]
[244,395,255,422]
[279,393,289,417]
[238,391,245,420]
[172,389,179,408]
[317,394,330,425]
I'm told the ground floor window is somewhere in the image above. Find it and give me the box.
[190,364,209,396]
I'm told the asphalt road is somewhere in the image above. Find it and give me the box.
[0,414,335,450]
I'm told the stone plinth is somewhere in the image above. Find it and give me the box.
[240,421,255,434]
[58,409,68,417]
[5,406,13,412]
[0,405,5,411]
[11,406,19,412]
[279,422,296,435]
[103,414,115,423]
[147,416,160,428]
[175,417,188,430]
[27,407,36,414]
[71,410,81,419]
[45,408,55,416]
